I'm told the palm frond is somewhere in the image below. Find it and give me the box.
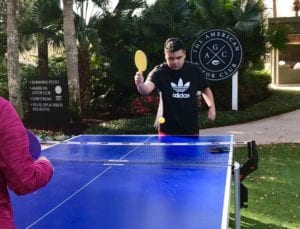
[266,23,291,51]
[233,0,263,32]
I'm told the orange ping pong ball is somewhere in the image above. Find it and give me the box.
[159,117,165,124]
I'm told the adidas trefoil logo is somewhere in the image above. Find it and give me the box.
[171,78,191,98]
[171,78,190,92]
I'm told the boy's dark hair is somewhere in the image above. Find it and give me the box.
[164,38,185,52]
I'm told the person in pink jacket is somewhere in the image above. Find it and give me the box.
[0,96,53,229]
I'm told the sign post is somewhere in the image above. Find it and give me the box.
[190,29,243,110]
[232,71,238,111]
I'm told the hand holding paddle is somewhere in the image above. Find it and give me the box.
[134,50,154,94]
[27,129,41,160]
[134,50,148,87]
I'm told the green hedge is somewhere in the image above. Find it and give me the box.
[209,69,271,110]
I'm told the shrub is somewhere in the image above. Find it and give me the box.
[131,95,159,116]
[238,70,272,108]
[209,70,272,110]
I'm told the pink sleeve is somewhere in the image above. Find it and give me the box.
[0,100,53,195]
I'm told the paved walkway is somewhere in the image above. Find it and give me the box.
[200,109,300,145]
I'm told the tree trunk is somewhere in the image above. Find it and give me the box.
[7,0,24,118]
[78,47,91,113]
[273,0,277,18]
[63,0,81,121]
[38,37,49,78]
[294,0,300,17]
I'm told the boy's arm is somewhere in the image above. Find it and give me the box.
[134,72,155,95]
[202,87,216,121]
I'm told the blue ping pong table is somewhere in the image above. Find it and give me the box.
[11,134,241,229]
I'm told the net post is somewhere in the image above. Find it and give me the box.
[233,161,241,229]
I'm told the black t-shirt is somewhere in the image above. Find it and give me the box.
[147,61,209,135]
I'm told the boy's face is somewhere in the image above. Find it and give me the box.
[164,49,186,70]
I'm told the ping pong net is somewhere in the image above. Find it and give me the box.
[41,135,234,167]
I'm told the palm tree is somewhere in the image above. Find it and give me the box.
[90,0,147,111]
[19,0,63,78]
[63,0,81,121]
[72,0,107,112]
[7,0,24,117]
[139,0,193,53]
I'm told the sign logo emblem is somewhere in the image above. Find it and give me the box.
[191,29,243,81]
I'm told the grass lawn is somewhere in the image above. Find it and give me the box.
[229,144,300,228]
[84,90,300,134]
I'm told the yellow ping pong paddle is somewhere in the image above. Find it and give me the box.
[134,50,147,72]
